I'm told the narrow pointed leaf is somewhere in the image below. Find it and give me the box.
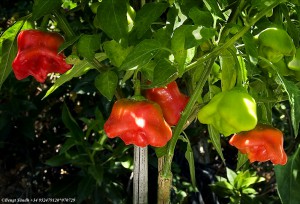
[208,125,225,163]
[62,104,83,141]
[32,0,62,20]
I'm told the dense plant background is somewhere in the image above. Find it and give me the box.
[1,0,300,204]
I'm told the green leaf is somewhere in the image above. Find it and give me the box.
[208,125,225,163]
[188,7,213,27]
[276,75,300,137]
[203,0,226,21]
[144,58,177,88]
[94,71,118,100]
[77,175,95,204]
[152,59,178,86]
[236,152,249,170]
[0,40,17,87]
[240,177,265,188]
[32,0,62,20]
[140,61,156,81]
[88,165,104,185]
[184,137,197,189]
[275,145,300,204]
[242,31,258,65]
[95,107,105,129]
[226,168,237,186]
[0,20,25,89]
[171,3,188,30]
[59,137,77,155]
[43,53,107,98]
[220,47,237,91]
[96,0,128,42]
[251,0,279,11]
[120,39,164,70]
[43,60,91,98]
[281,4,299,48]
[210,181,234,197]
[77,34,101,60]
[62,104,83,141]
[171,26,188,74]
[242,188,257,195]
[58,35,81,53]
[179,135,197,189]
[103,40,133,67]
[132,2,169,39]
[45,154,70,166]
[171,25,216,75]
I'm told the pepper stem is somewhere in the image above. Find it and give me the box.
[133,71,141,96]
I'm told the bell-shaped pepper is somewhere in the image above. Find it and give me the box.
[256,27,296,63]
[12,29,72,83]
[144,81,189,126]
[104,99,172,147]
[229,124,287,165]
[198,87,257,136]
[288,48,300,71]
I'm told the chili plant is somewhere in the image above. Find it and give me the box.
[1,0,300,203]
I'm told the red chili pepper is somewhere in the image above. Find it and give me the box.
[104,99,172,147]
[12,30,72,83]
[229,124,287,165]
[144,81,189,126]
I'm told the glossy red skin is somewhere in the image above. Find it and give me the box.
[104,99,172,147]
[12,30,72,83]
[144,81,189,126]
[229,124,287,165]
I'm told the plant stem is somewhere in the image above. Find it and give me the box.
[162,58,216,177]
[157,0,286,202]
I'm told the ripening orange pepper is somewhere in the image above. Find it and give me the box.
[229,124,287,165]
[144,81,189,126]
[12,29,72,83]
[104,99,172,147]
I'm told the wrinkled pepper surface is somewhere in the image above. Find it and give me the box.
[198,87,257,136]
[256,27,295,63]
[288,47,300,71]
[12,29,72,83]
[104,99,172,147]
[229,124,287,165]
[144,81,189,126]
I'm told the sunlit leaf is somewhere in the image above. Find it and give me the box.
[120,39,163,70]
[0,20,26,89]
[132,2,169,38]
[220,47,237,91]
[43,53,107,98]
